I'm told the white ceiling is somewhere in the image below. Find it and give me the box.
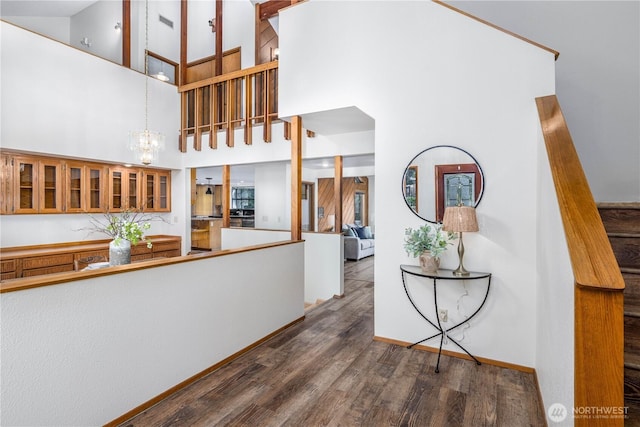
[0,1,98,17]
[282,106,375,135]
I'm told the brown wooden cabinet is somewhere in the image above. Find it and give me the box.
[12,155,39,214]
[0,235,181,279]
[1,151,171,215]
[110,167,141,211]
[142,170,171,212]
[65,162,107,213]
[86,164,107,212]
[0,154,12,214]
[39,159,63,213]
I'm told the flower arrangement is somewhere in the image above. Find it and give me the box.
[86,209,153,248]
[403,223,454,258]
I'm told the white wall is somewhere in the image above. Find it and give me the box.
[70,0,122,64]
[535,124,575,419]
[0,243,304,426]
[279,1,556,369]
[450,0,640,203]
[254,162,289,229]
[222,228,344,303]
[0,22,185,248]
[187,0,255,67]
[2,16,71,43]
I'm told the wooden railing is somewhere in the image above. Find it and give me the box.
[178,61,280,151]
[536,94,625,426]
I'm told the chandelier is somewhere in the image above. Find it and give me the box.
[129,0,165,165]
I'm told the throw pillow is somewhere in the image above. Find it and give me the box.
[363,226,373,239]
[344,227,356,237]
[354,226,368,239]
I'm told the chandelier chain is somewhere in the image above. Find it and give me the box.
[144,0,149,130]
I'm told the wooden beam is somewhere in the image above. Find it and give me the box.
[215,0,223,76]
[179,92,187,152]
[122,0,131,68]
[334,156,343,233]
[180,0,188,86]
[291,116,302,241]
[222,165,230,228]
[258,0,293,21]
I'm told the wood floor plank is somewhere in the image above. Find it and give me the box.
[120,257,546,427]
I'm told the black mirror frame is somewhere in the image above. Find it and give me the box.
[402,145,485,224]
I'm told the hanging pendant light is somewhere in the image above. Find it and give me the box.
[129,0,165,165]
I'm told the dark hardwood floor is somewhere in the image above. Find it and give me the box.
[120,256,546,426]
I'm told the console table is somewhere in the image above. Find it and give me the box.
[400,264,491,373]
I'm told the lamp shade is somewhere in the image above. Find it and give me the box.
[442,206,479,232]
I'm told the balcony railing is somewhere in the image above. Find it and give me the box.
[178,61,279,151]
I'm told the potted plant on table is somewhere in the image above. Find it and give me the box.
[86,209,153,266]
[403,223,454,273]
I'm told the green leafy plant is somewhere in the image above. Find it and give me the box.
[86,209,153,248]
[403,223,454,258]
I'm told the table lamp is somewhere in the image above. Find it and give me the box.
[442,206,479,276]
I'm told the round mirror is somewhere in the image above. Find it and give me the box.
[402,145,484,223]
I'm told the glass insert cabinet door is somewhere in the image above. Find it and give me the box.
[66,163,85,212]
[14,156,37,213]
[88,166,105,212]
[38,160,63,213]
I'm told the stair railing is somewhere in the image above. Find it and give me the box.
[536,94,625,426]
[178,61,279,152]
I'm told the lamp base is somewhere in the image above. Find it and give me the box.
[453,231,470,276]
[452,266,470,276]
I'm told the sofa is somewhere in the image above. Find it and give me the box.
[343,224,375,260]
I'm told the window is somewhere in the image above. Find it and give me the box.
[231,187,254,209]
[354,191,365,226]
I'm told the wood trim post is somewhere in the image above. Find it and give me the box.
[222,165,230,228]
[334,156,343,233]
[122,0,131,68]
[215,0,223,76]
[179,92,187,152]
[291,116,302,241]
[180,0,188,86]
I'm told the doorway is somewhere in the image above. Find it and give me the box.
[302,182,315,232]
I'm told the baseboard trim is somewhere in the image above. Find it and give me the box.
[105,315,306,427]
[373,335,535,373]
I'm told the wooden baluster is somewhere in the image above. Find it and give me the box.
[210,84,217,149]
[226,80,234,147]
[194,87,202,151]
[244,74,252,145]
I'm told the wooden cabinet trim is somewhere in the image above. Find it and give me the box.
[0,235,181,280]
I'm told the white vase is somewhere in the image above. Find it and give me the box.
[109,239,131,266]
[419,251,440,273]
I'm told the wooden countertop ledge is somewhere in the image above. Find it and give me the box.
[0,240,303,294]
